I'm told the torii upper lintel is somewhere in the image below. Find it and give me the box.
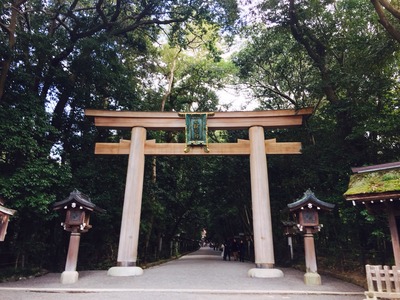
[85,108,313,130]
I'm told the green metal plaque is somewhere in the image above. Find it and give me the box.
[179,112,214,153]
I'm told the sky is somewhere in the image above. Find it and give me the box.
[216,86,258,111]
[215,0,263,112]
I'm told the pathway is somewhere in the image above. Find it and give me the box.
[0,247,365,300]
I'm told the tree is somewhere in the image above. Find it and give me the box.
[0,0,239,270]
[234,0,400,266]
[237,0,400,162]
[233,24,318,110]
[157,22,238,112]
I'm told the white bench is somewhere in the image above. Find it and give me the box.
[365,265,400,300]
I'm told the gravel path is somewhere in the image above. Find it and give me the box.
[0,247,365,300]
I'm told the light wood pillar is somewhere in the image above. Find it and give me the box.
[118,126,146,266]
[249,126,274,268]
[387,210,400,267]
[108,127,146,277]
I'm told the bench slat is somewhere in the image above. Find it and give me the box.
[384,265,393,293]
[366,265,376,292]
[375,266,383,292]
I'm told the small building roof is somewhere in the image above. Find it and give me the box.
[53,189,105,213]
[0,197,16,216]
[287,189,335,212]
[351,162,400,174]
[344,162,400,202]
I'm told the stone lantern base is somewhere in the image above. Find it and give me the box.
[304,272,321,285]
[60,271,79,284]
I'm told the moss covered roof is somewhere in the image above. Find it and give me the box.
[344,169,400,196]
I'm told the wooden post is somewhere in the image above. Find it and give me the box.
[117,127,146,266]
[387,210,400,267]
[249,126,274,268]
[303,228,321,285]
[60,232,81,283]
[304,230,317,273]
[108,127,146,276]
[288,236,294,260]
[65,232,81,271]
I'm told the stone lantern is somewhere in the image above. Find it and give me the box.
[53,189,105,284]
[287,189,334,285]
[0,199,16,242]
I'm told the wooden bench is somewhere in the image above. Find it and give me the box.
[365,265,400,300]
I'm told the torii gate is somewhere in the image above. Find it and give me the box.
[85,108,313,278]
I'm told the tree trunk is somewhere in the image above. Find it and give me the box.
[0,1,27,101]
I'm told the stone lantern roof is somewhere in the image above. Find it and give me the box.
[288,189,335,212]
[53,189,105,213]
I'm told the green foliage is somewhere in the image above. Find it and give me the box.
[232,0,400,267]
[233,25,318,109]
[0,0,239,270]
[0,0,399,275]
[1,159,71,215]
[158,24,238,112]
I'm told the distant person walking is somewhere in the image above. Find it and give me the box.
[231,239,239,261]
[239,239,246,262]
[223,240,231,261]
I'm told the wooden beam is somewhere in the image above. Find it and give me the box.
[86,108,313,118]
[265,140,302,155]
[94,139,302,156]
[85,108,313,130]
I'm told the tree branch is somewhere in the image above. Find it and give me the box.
[110,0,121,22]
[0,21,10,34]
[288,0,339,104]
[378,0,400,19]
[110,17,188,36]
[371,0,400,43]
[0,0,27,101]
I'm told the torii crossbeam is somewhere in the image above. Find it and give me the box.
[85,108,313,278]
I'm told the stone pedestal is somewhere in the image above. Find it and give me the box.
[60,271,79,284]
[304,272,321,285]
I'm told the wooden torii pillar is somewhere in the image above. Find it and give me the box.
[85,108,313,277]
